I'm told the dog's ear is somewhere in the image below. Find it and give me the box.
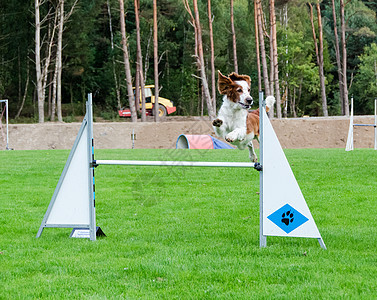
[218,71,233,95]
[228,72,251,87]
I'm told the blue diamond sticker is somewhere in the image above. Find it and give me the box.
[267,204,309,234]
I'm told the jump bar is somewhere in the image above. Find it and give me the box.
[353,124,376,127]
[94,159,256,168]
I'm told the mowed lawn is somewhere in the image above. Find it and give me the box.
[1,148,376,298]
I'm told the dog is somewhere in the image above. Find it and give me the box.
[212,71,275,162]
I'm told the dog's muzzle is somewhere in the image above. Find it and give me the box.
[246,96,253,106]
[239,96,253,109]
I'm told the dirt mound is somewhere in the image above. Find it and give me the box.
[3,116,376,150]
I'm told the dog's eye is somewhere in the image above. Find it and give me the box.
[237,88,242,93]
[248,88,251,92]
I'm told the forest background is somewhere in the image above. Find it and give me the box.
[0,0,377,123]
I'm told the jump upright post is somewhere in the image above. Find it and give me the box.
[0,99,10,150]
[346,96,377,151]
[37,93,326,250]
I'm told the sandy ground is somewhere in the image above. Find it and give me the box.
[2,115,376,151]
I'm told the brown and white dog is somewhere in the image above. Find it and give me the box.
[212,71,275,162]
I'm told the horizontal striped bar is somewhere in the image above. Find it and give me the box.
[353,124,376,127]
[41,224,90,228]
[95,160,256,168]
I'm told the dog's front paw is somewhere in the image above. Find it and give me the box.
[225,136,233,143]
[212,118,223,127]
[225,132,238,143]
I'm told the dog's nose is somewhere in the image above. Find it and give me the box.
[246,97,253,105]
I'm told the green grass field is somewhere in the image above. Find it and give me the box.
[1,148,377,299]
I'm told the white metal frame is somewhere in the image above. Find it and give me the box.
[0,100,9,150]
[36,98,94,238]
[37,93,326,249]
[95,160,256,168]
[259,92,267,248]
[346,96,377,151]
[87,94,96,241]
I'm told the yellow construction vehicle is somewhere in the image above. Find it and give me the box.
[118,85,176,118]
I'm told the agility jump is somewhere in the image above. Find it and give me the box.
[346,96,377,151]
[37,93,326,250]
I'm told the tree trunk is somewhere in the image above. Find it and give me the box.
[183,0,200,115]
[270,0,281,118]
[283,86,288,118]
[139,70,146,121]
[331,0,344,115]
[340,0,349,116]
[51,54,58,121]
[107,0,121,110]
[269,22,274,97]
[309,2,328,117]
[316,1,328,116]
[56,0,64,122]
[292,86,297,118]
[143,28,153,81]
[298,77,303,113]
[309,4,319,60]
[184,0,215,119]
[283,4,289,117]
[50,0,77,122]
[35,0,57,123]
[192,0,215,119]
[153,0,159,122]
[230,0,238,73]
[35,0,44,123]
[119,0,137,122]
[45,16,52,120]
[254,0,262,92]
[134,0,140,114]
[48,70,52,119]
[208,0,216,111]
[135,0,146,121]
[256,0,270,96]
[134,61,140,113]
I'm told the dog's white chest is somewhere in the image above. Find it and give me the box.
[219,105,247,133]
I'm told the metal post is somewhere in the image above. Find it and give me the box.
[259,92,267,248]
[87,94,96,241]
[351,96,353,151]
[131,129,135,149]
[318,237,327,250]
[5,100,9,150]
[95,160,256,168]
[374,98,377,150]
[346,96,354,151]
[0,100,9,150]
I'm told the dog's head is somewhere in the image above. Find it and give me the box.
[218,71,253,109]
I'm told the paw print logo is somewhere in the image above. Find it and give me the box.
[281,210,294,226]
[268,204,309,234]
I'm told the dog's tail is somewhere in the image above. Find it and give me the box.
[265,96,276,112]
